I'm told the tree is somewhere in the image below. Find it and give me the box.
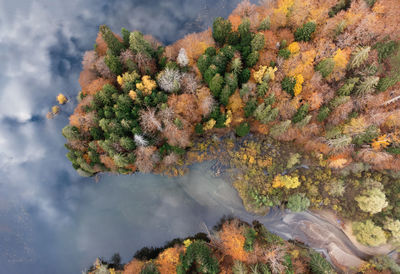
[57,93,68,105]
[270,120,291,138]
[129,31,154,57]
[251,33,265,51]
[355,76,379,96]
[355,187,388,214]
[246,51,259,67]
[99,25,124,56]
[294,22,316,42]
[287,194,310,212]
[281,76,296,96]
[353,220,386,246]
[254,103,279,124]
[212,17,232,45]
[309,252,335,274]
[176,241,219,274]
[315,58,334,78]
[350,46,370,69]
[105,50,123,75]
[209,73,224,97]
[157,68,182,93]
[177,48,189,67]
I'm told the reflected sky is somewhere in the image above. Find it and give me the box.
[0,0,256,273]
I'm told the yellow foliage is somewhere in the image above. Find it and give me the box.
[328,158,348,169]
[343,117,368,136]
[272,174,301,189]
[333,48,350,72]
[225,110,232,127]
[117,75,123,86]
[294,74,304,96]
[51,105,60,115]
[288,42,300,54]
[227,90,244,113]
[156,247,183,274]
[203,119,216,131]
[371,135,390,151]
[136,75,157,95]
[254,66,268,84]
[266,66,278,81]
[57,93,68,104]
[274,0,295,15]
[219,222,248,262]
[128,90,137,101]
[183,239,192,248]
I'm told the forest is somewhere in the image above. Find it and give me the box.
[61,0,400,262]
[87,218,399,274]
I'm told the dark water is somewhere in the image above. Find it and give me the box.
[0,0,261,273]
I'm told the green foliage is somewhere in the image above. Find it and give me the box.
[244,227,257,252]
[100,25,125,56]
[270,120,291,138]
[205,47,217,56]
[238,19,252,47]
[350,47,370,69]
[377,75,399,92]
[386,147,400,155]
[176,240,219,274]
[278,49,291,59]
[249,189,274,207]
[204,65,219,84]
[209,73,224,97]
[281,76,296,97]
[329,96,350,109]
[140,262,160,274]
[328,0,351,17]
[197,54,211,75]
[212,17,232,45]
[374,40,398,62]
[352,125,379,146]
[315,58,334,78]
[220,84,231,106]
[231,57,243,75]
[233,260,248,274]
[355,76,379,96]
[62,125,80,140]
[251,33,265,51]
[364,0,377,7]
[292,104,309,124]
[317,106,331,122]
[258,17,271,31]
[334,20,347,36]
[309,252,334,274]
[355,188,388,214]
[294,22,316,42]
[195,123,204,134]
[120,137,136,150]
[105,50,123,75]
[257,82,269,97]
[244,99,257,117]
[287,194,310,212]
[254,103,279,124]
[239,68,251,84]
[353,220,387,246]
[337,78,359,96]
[225,73,238,92]
[121,27,131,48]
[129,31,154,57]
[236,122,251,137]
[370,255,400,273]
[246,51,259,67]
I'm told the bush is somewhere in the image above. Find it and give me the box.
[235,122,250,137]
[287,194,310,212]
[294,22,316,42]
[281,76,296,96]
[315,58,335,78]
[212,17,232,45]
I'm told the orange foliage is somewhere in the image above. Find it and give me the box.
[228,15,242,31]
[168,94,202,123]
[156,246,184,274]
[123,259,144,274]
[100,155,117,171]
[276,28,294,45]
[262,30,279,51]
[328,153,351,169]
[219,221,249,262]
[78,70,98,91]
[95,32,108,56]
[82,78,111,95]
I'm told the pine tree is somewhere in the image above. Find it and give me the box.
[99,25,124,56]
[212,17,232,45]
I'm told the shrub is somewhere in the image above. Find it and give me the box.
[315,58,335,78]
[294,22,316,42]
[281,76,296,96]
[353,220,387,246]
[235,122,250,137]
[212,17,232,45]
[287,194,310,212]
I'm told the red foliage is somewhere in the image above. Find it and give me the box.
[82,78,111,95]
